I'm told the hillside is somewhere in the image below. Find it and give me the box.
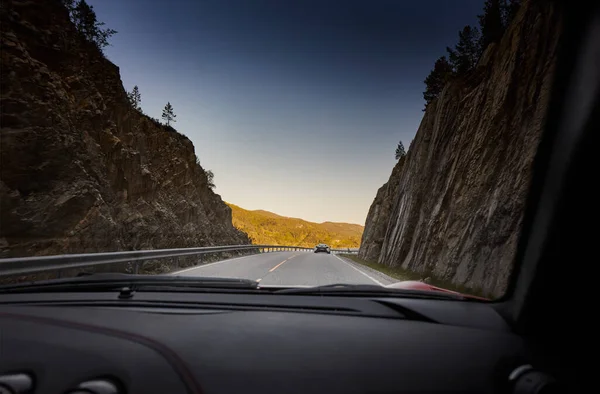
[227,203,363,248]
[359,0,561,297]
[0,0,249,258]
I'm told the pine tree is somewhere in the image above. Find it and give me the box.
[205,170,215,189]
[446,25,481,74]
[478,0,504,51]
[501,0,521,28]
[395,141,406,160]
[61,0,75,9]
[423,56,453,109]
[162,102,176,126]
[127,85,141,111]
[64,0,117,51]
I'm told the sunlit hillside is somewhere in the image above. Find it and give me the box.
[227,203,363,248]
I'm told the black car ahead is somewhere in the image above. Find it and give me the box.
[314,244,331,254]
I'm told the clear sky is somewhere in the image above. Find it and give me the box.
[88,0,482,225]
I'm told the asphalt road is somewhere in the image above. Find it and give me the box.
[172,252,394,287]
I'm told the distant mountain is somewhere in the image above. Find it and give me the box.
[252,210,285,219]
[226,203,363,248]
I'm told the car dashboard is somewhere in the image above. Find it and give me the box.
[0,291,530,394]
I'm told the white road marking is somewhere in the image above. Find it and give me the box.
[333,255,385,286]
[259,284,313,288]
[256,278,262,282]
[170,252,287,275]
[268,255,297,272]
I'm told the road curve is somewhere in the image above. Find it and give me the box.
[172,252,390,287]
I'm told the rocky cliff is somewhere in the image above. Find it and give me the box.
[359,0,562,297]
[358,157,404,262]
[0,0,249,258]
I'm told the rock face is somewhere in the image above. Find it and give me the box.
[0,0,249,258]
[358,157,404,262]
[359,0,561,297]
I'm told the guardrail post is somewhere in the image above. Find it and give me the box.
[199,253,203,265]
[134,262,140,274]
[57,269,62,279]
[175,256,179,269]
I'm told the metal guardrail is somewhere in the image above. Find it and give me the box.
[0,245,359,277]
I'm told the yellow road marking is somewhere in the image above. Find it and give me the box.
[268,255,297,272]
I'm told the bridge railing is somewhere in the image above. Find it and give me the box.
[0,244,359,277]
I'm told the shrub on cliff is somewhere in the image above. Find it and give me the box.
[61,0,117,52]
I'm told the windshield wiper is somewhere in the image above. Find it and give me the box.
[274,283,469,300]
[0,273,259,294]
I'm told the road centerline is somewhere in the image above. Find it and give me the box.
[269,255,297,272]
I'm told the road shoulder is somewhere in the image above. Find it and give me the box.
[335,255,398,286]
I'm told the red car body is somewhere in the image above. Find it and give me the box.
[386,281,489,301]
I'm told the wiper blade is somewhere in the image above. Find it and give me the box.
[0,273,258,293]
[274,283,468,300]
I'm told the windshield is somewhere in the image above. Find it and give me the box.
[1,0,553,300]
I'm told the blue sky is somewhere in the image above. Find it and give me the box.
[88,0,482,224]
